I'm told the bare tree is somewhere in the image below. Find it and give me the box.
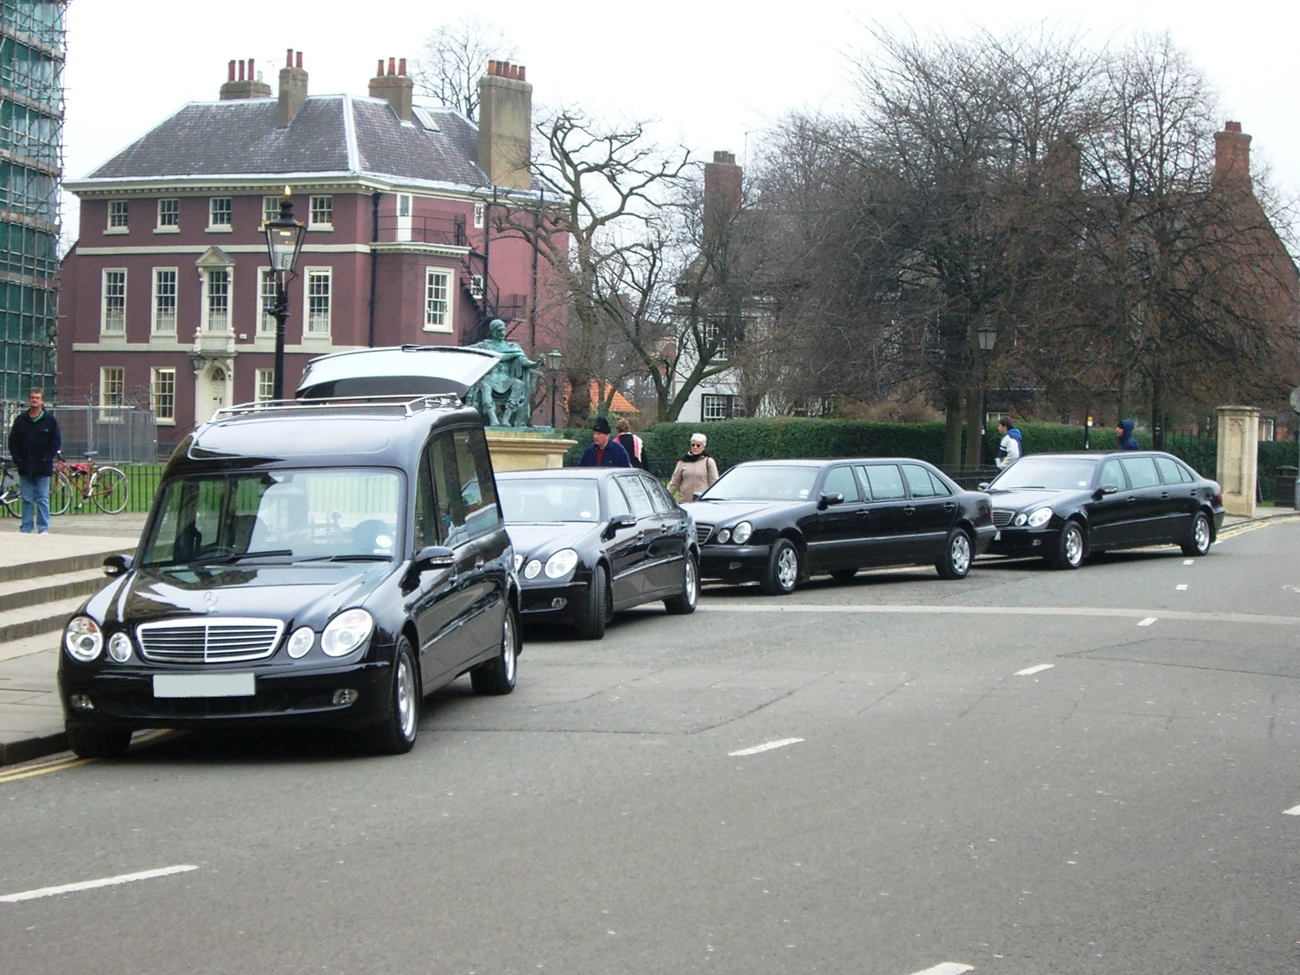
[411,17,515,121]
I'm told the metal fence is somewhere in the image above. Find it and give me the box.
[2,403,160,465]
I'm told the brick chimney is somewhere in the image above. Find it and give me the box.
[477,60,532,191]
[220,58,271,100]
[277,49,308,128]
[369,57,413,122]
[704,150,742,244]
[1214,120,1252,190]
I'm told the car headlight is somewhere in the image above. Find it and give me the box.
[1027,507,1054,528]
[1013,512,1028,527]
[321,609,374,657]
[64,616,103,662]
[286,625,314,659]
[524,559,542,579]
[732,521,753,545]
[107,631,133,663]
[716,528,731,544]
[544,549,580,579]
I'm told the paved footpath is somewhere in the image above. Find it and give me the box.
[0,507,1295,766]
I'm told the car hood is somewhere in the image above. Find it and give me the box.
[680,499,797,523]
[986,487,1084,511]
[506,523,596,559]
[83,563,390,631]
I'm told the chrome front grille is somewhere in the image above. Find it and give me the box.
[137,618,285,663]
[695,523,714,545]
[992,509,1015,528]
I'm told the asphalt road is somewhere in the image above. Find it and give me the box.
[3,521,1299,975]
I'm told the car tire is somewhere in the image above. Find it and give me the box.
[472,604,519,695]
[761,539,800,595]
[1048,520,1085,570]
[66,725,132,759]
[578,565,608,639]
[936,527,973,580]
[664,555,700,615]
[1181,511,1213,557]
[367,638,419,755]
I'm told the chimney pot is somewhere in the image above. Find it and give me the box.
[248,58,255,79]
[1225,120,1242,133]
[387,57,396,76]
[238,60,245,81]
[518,66,525,81]
[286,48,293,68]
[278,49,309,126]
[296,51,303,69]
[227,60,236,82]
[222,56,272,99]
[399,57,407,76]
[487,60,496,76]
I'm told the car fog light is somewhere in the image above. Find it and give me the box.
[286,626,314,659]
[1013,512,1028,526]
[107,632,132,663]
[550,597,567,609]
[716,528,731,544]
[70,693,94,710]
[524,559,542,579]
[332,688,358,706]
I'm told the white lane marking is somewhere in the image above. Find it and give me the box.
[1176,584,1188,591]
[729,738,804,757]
[1184,559,1195,565]
[1285,805,1300,816]
[1015,664,1054,676]
[1138,617,1157,627]
[909,964,974,975]
[0,864,198,904]
[696,604,1300,627]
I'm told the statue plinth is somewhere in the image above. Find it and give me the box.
[486,428,577,472]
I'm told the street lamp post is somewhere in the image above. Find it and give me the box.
[975,323,998,466]
[546,349,564,428]
[262,187,307,401]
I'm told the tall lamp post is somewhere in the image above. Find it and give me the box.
[262,187,307,401]
[976,322,998,466]
[546,349,564,428]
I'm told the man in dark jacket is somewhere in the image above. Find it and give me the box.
[8,388,61,533]
[578,417,630,468]
[1116,419,1140,451]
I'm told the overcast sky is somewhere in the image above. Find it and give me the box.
[61,0,1300,238]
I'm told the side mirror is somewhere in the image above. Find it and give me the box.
[103,553,133,577]
[817,492,845,510]
[603,513,637,540]
[692,491,704,501]
[412,545,455,572]
[977,482,990,491]
[1095,484,1119,498]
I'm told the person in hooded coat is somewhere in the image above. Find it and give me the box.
[667,432,719,501]
[1116,419,1140,450]
[995,418,1023,469]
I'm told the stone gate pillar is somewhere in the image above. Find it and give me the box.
[1216,405,1260,517]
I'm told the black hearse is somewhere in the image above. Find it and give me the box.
[58,347,519,757]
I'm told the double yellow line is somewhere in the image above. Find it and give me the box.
[0,730,172,784]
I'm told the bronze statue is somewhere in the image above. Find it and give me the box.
[467,319,543,427]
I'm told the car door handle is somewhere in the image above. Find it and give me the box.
[943,503,955,511]
[855,509,869,517]
[474,557,484,570]
[636,531,645,540]
[1160,492,1169,499]
[903,506,915,515]
[1126,496,1136,503]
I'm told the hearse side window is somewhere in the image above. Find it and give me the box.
[1099,458,1126,490]
[1154,456,1183,486]
[928,471,952,496]
[822,466,860,502]
[860,464,906,501]
[1120,456,1160,489]
[644,476,678,514]
[450,428,502,541]
[1177,462,1196,483]
[901,464,936,498]
[616,475,656,519]
[414,442,442,548]
[430,433,465,545]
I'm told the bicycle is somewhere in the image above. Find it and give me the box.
[52,451,130,514]
[0,453,78,518]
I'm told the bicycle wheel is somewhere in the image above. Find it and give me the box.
[89,467,129,514]
[1,476,21,518]
[50,472,74,516]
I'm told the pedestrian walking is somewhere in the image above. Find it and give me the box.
[7,388,61,534]
[995,418,1022,469]
[614,418,650,471]
[1116,419,1140,451]
[667,432,719,501]
[578,417,631,467]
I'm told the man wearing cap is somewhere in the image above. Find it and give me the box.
[578,417,631,467]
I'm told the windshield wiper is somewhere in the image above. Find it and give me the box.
[189,549,295,565]
[297,554,392,562]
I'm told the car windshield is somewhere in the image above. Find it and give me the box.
[141,469,403,567]
[702,465,820,502]
[498,478,601,523]
[989,457,1098,492]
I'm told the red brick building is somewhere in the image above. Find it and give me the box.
[61,52,562,447]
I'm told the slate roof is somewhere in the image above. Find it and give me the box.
[75,95,513,193]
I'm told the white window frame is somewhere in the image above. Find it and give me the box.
[106,200,128,233]
[207,197,233,232]
[701,393,738,422]
[254,368,275,404]
[303,267,332,336]
[470,274,484,300]
[156,198,179,232]
[262,195,281,227]
[473,201,485,229]
[308,195,333,230]
[256,267,278,335]
[151,367,176,425]
[202,267,232,333]
[702,318,730,362]
[423,267,453,333]
[101,268,127,334]
[100,366,125,412]
[151,267,177,334]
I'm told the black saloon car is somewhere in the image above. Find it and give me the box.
[58,348,520,758]
[984,451,1225,569]
[682,458,995,594]
[497,468,699,639]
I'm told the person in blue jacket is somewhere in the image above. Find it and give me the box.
[7,388,61,534]
[578,417,631,467]
[1116,419,1140,450]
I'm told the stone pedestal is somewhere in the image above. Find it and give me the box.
[1216,406,1260,517]
[486,429,577,472]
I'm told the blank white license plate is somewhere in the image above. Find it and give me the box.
[153,673,256,698]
